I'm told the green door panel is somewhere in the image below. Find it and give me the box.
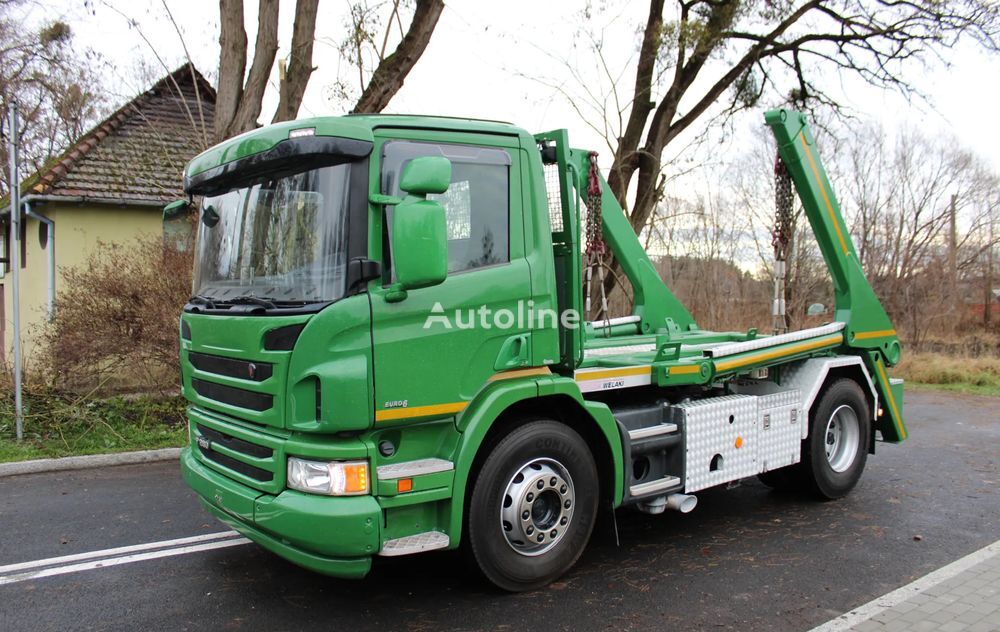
[370,132,536,424]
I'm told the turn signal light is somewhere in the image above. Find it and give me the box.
[397,478,413,493]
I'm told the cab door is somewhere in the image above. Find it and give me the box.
[369,131,533,423]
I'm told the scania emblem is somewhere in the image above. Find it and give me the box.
[197,435,211,451]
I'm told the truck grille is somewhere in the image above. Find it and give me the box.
[192,378,273,411]
[198,425,273,458]
[200,447,274,482]
[188,351,273,381]
[192,411,284,493]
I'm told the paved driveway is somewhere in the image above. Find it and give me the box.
[0,389,997,631]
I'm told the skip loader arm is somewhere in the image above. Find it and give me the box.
[565,149,696,336]
[764,109,906,441]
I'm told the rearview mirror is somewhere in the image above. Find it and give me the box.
[400,156,451,195]
[162,199,190,220]
[387,157,451,301]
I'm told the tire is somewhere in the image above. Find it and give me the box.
[467,420,599,592]
[801,378,871,500]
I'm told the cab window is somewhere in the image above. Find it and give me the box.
[381,141,510,274]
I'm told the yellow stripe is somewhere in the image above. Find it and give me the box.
[488,367,552,382]
[669,364,702,375]
[377,368,553,423]
[854,329,896,341]
[714,334,843,372]
[575,366,652,382]
[874,359,907,440]
[800,134,849,255]
[375,401,467,422]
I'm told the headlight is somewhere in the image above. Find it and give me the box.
[286,458,369,496]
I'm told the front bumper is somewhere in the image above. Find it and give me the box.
[181,448,381,578]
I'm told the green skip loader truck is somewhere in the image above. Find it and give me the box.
[177,109,906,591]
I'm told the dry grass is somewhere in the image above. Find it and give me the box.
[892,351,1000,397]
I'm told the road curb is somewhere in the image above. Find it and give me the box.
[0,447,183,478]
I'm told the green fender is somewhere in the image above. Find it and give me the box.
[446,373,625,546]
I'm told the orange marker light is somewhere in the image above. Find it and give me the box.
[340,463,369,495]
[397,478,413,493]
[734,436,743,449]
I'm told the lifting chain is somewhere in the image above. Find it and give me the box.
[583,152,609,323]
[772,155,795,334]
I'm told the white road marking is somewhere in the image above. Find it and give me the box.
[809,538,1000,631]
[0,532,251,586]
[0,531,240,574]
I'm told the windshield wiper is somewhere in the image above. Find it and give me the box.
[230,295,277,309]
[188,295,217,309]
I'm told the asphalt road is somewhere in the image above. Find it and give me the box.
[0,389,997,632]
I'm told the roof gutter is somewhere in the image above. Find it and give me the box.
[1,193,169,216]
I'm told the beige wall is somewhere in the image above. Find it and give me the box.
[0,202,164,363]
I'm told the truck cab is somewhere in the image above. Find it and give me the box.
[178,112,905,591]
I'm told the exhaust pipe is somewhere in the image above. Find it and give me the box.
[665,493,697,513]
[638,493,698,515]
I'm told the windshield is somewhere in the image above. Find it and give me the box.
[193,163,355,305]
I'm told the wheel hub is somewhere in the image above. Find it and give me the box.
[824,404,860,473]
[500,458,575,556]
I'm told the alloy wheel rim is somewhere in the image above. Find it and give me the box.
[499,457,575,556]
[825,404,860,473]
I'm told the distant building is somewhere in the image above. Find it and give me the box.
[0,65,215,359]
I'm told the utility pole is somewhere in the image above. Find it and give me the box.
[949,194,958,311]
[6,103,23,441]
[987,203,995,328]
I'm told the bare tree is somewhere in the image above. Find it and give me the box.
[215,0,445,142]
[330,0,445,113]
[0,2,104,195]
[558,0,999,301]
[273,0,319,123]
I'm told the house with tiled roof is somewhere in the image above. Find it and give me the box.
[0,65,215,357]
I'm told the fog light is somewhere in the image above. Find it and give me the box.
[287,458,369,496]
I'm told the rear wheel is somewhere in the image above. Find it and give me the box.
[801,378,871,500]
[467,420,599,592]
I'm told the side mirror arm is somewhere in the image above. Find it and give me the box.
[369,193,406,206]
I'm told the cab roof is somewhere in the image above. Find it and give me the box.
[185,114,532,180]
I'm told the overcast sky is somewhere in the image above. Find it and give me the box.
[45,0,1000,176]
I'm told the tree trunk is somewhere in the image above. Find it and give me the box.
[272,0,320,124]
[606,0,665,210]
[214,0,248,141]
[229,0,280,135]
[351,0,445,113]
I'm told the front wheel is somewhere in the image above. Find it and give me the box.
[467,420,599,592]
[802,378,871,500]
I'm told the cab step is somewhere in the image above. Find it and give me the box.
[627,423,678,441]
[629,475,682,498]
[379,531,450,557]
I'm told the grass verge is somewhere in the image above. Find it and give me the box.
[892,352,1000,397]
[0,392,188,463]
